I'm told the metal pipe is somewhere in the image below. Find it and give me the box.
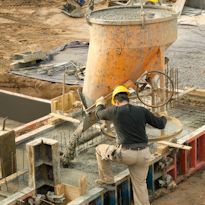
[2,117,8,131]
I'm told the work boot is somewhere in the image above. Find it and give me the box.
[95,179,114,185]
[95,179,115,191]
[95,179,115,190]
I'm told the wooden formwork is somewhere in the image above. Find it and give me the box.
[176,126,205,182]
[51,90,80,113]
[0,131,16,178]
[0,89,204,204]
[27,138,61,193]
[68,169,131,205]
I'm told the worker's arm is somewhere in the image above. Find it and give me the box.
[144,108,167,129]
[95,105,115,121]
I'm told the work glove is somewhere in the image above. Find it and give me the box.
[96,96,106,107]
[155,111,168,117]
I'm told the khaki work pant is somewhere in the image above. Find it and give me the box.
[96,144,153,205]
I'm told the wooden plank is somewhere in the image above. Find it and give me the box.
[79,176,87,195]
[12,51,46,63]
[50,113,80,124]
[156,144,169,155]
[66,187,104,205]
[51,91,78,113]
[173,87,196,99]
[15,124,54,145]
[14,115,51,137]
[0,131,16,178]
[177,125,205,144]
[85,92,112,113]
[55,184,65,196]
[48,117,64,125]
[189,89,205,98]
[51,100,58,113]
[0,88,50,103]
[55,177,87,202]
[157,141,192,150]
[27,142,35,188]
[0,187,35,205]
[0,170,27,186]
[64,177,87,201]
[172,0,187,16]
[64,184,81,201]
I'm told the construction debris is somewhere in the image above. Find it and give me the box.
[10,42,88,85]
[28,195,46,205]
[158,174,177,189]
[66,61,86,80]
[156,140,192,150]
[46,191,65,204]
[62,0,84,18]
[10,51,47,70]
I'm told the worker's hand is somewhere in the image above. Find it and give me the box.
[96,96,106,107]
[155,111,168,117]
[101,145,118,160]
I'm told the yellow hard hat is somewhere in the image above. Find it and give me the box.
[146,0,159,3]
[111,85,130,105]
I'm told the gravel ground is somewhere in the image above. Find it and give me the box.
[166,13,205,89]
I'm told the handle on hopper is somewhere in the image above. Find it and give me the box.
[140,0,146,28]
[135,70,175,108]
[84,92,112,114]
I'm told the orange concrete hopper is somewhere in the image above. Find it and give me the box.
[83,6,177,106]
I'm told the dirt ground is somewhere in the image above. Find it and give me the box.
[152,169,205,205]
[1,1,205,98]
[0,0,90,98]
[0,1,205,204]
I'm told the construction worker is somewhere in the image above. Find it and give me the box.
[95,85,167,205]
